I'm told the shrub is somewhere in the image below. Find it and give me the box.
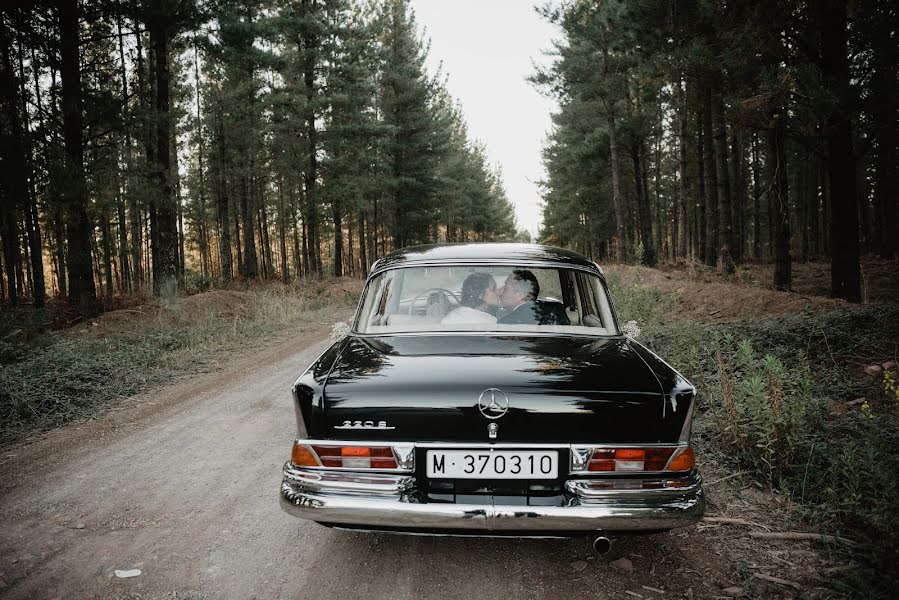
[615,278,899,598]
[705,334,824,489]
[605,270,674,328]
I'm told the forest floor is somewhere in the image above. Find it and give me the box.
[610,258,899,324]
[0,261,896,598]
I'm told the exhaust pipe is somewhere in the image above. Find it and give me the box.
[592,534,612,554]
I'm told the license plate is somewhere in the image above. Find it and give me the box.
[426,450,558,479]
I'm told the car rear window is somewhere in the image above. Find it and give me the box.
[354,265,618,335]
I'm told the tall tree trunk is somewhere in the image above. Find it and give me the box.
[192,39,209,278]
[115,15,132,292]
[630,140,656,266]
[653,99,664,259]
[59,0,97,315]
[129,193,144,288]
[12,34,46,308]
[0,209,19,306]
[100,208,114,297]
[821,157,831,256]
[261,184,273,278]
[729,127,746,264]
[173,136,185,282]
[809,154,821,258]
[277,175,288,283]
[136,25,153,288]
[256,204,267,279]
[34,52,65,298]
[213,95,232,283]
[872,5,898,259]
[333,202,343,277]
[0,18,23,305]
[695,84,706,263]
[301,0,321,275]
[818,0,860,302]
[289,186,302,276]
[766,110,792,291]
[605,109,627,262]
[347,212,354,276]
[372,196,379,260]
[148,1,179,294]
[676,79,689,260]
[358,210,368,275]
[258,189,272,279]
[115,179,130,291]
[701,79,720,266]
[797,142,811,261]
[52,208,67,297]
[25,193,44,306]
[710,75,733,273]
[232,196,242,270]
[751,132,762,260]
[301,218,309,275]
[239,175,257,278]
[701,80,719,267]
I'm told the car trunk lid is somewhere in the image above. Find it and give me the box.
[319,334,688,444]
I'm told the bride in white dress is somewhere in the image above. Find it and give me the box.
[441,272,500,324]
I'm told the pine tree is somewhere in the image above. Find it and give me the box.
[379,0,440,248]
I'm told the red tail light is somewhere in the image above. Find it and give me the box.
[584,446,692,473]
[293,443,399,470]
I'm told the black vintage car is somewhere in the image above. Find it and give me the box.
[280,243,703,552]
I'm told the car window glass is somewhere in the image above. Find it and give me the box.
[355,265,618,335]
[577,272,599,317]
[535,270,563,302]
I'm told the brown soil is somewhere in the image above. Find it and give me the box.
[609,264,851,324]
[54,277,365,340]
[648,257,898,314]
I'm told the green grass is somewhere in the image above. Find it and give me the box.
[607,276,899,600]
[0,281,360,446]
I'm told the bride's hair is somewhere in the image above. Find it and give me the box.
[460,272,495,308]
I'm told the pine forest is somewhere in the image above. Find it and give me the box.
[0,0,896,317]
[533,0,896,303]
[0,0,522,318]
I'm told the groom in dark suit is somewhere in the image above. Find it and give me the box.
[497,270,570,326]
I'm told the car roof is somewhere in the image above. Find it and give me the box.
[370,243,602,275]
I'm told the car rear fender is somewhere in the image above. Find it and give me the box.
[292,338,349,438]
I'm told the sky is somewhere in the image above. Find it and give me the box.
[409,0,560,238]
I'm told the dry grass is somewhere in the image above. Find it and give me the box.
[0,278,364,446]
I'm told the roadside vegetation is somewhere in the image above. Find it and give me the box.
[607,267,899,599]
[0,279,361,447]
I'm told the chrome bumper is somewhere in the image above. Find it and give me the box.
[280,463,704,533]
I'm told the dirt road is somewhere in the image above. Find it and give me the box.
[1,324,739,599]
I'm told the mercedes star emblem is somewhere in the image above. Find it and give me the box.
[477,388,510,419]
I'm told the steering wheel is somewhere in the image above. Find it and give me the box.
[409,287,460,315]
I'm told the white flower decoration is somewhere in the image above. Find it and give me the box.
[621,320,641,339]
[329,321,351,343]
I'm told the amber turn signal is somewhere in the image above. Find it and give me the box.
[291,443,321,467]
[666,447,695,471]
